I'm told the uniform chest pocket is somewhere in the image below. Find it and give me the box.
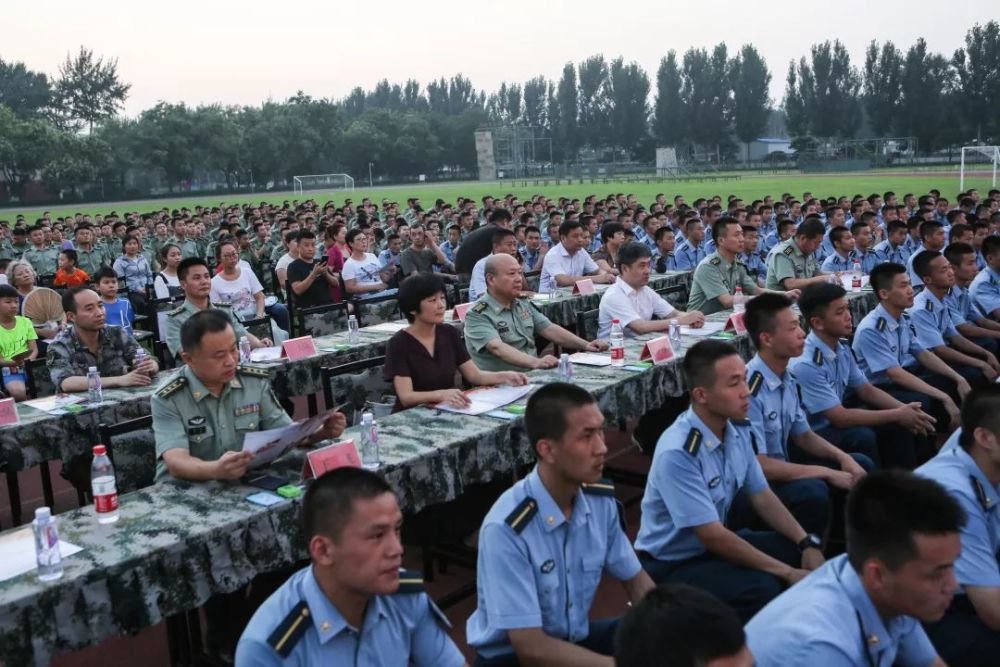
[234,411,259,432]
[579,555,604,604]
[186,423,215,445]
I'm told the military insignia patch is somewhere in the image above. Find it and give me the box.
[540,559,555,574]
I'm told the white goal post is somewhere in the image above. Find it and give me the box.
[960,146,999,192]
[292,173,355,195]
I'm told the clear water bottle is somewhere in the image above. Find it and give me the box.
[359,412,381,469]
[851,260,863,292]
[87,366,103,403]
[558,353,574,383]
[733,285,746,313]
[239,336,252,363]
[548,285,559,302]
[669,318,684,355]
[347,315,360,345]
[32,507,63,582]
[133,347,146,368]
[610,319,625,367]
[91,444,119,524]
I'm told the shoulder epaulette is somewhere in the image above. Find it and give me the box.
[684,427,703,456]
[812,347,823,366]
[266,600,310,658]
[709,256,721,266]
[748,370,764,396]
[971,475,992,511]
[238,364,270,378]
[166,306,185,316]
[876,317,887,332]
[471,301,488,314]
[581,478,615,497]
[505,496,538,534]
[395,569,425,593]
[156,375,187,398]
[783,245,794,256]
[211,302,232,309]
[925,299,933,312]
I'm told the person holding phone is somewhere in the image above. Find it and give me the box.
[289,231,342,308]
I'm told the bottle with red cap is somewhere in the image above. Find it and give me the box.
[91,444,119,524]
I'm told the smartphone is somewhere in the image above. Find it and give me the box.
[247,474,285,491]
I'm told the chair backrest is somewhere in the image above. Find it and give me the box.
[576,307,600,342]
[297,302,350,338]
[154,340,176,370]
[655,282,689,311]
[352,294,400,327]
[523,270,541,293]
[25,358,55,398]
[99,416,155,494]
[320,356,395,423]
[239,316,272,341]
[146,294,186,342]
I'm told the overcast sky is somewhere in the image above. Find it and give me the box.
[5,0,995,116]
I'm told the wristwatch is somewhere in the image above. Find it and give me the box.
[797,533,822,552]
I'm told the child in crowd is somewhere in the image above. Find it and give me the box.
[0,284,38,401]
[94,266,135,335]
[53,249,90,287]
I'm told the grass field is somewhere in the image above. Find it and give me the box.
[2,171,997,221]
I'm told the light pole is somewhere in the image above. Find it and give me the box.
[368,162,374,188]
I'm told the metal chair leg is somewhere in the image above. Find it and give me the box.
[5,469,21,525]
[39,464,55,511]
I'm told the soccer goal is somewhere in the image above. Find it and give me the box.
[292,173,355,195]
[960,146,999,192]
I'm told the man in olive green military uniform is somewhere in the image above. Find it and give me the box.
[464,254,606,372]
[164,257,272,359]
[73,225,110,277]
[8,228,30,260]
[22,226,61,275]
[153,309,346,482]
[765,218,828,291]
[688,218,791,315]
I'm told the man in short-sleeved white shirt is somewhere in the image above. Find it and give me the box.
[538,220,615,293]
[598,242,705,339]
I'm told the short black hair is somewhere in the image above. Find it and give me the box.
[59,248,77,264]
[524,382,596,448]
[178,256,209,282]
[869,262,906,298]
[829,226,852,247]
[94,266,118,283]
[944,242,975,267]
[795,218,826,240]
[959,385,1000,451]
[711,217,739,243]
[982,235,1000,260]
[600,222,625,243]
[297,229,316,242]
[744,292,793,349]
[912,250,942,281]
[0,284,19,300]
[617,241,652,268]
[614,584,745,667]
[61,286,92,314]
[558,219,584,238]
[488,208,512,225]
[919,220,944,241]
[345,228,366,245]
[303,466,394,542]
[798,282,847,325]
[396,273,445,323]
[180,309,233,354]
[491,228,515,248]
[683,340,740,390]
[846,470,965,572]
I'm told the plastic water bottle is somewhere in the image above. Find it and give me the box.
[548,285,559,302]
[347,315,361,345]
[733,285,746,313]
[32,507,63,582]
[669,319,684,355]
[851,260,863,292]
[360,412,381,469]
[91,444,120,524]
[239,336,252,363]
[87,367,103,403]
[558,353,574,383]
[610,319,625,367]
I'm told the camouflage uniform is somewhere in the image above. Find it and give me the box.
[21,246,61,276]
[151,364,291,481]
[45,324,143,392]
[74,245,110,278]
[7,241,30,261]
[164,300,249,359]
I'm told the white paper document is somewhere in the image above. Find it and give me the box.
[22,394,87,413]
[680,321,726,336]
[241,410,335,469]
[568,352,613,366]
[249,346,283,362]
[435,384,534,416]
[0,527,83,583]
[363,321,409,334]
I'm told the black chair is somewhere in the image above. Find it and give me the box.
[153,340,176,370]
[319,356,394,423]
[523,269,542,292]
[351,293,400,327]
[655,282,689,311]
[24,358,55,399]
[239,315,272,342]
[296,301,351,339]
[575,307,600,341]
[98,416,155,496]
[146,294,186,343]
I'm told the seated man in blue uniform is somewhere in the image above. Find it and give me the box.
[467,382,655,666]
[852,262,967,435]
[737,293,870,541]
[908,250,999,387]
[918,386,1000,666]
[634,340,825,623]
[944,242,1000,356]
[746,470,961,667]
[236,466,466,666]
[970,235,1000,321]
[791,282,937,469]
[614,584,753,667]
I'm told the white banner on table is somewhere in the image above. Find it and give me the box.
[435,384,534,416]
[568,352,613,366]
[680,321,726,336]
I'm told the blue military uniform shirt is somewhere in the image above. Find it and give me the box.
[674,240,707,271]
[235,565,464,667]
[907,288,959,350]
[821,251,856,273]
[873,239,911,266]
[944,284,976,326]
[746,554,938,666]
[466,467,641,660]
[737,250,766,286]
[791,332,869,431]
[851,303,925,385]
[970,266,1000,319]
[917,440,1000,592]
[634,408,768,561]
[746,355,810,460]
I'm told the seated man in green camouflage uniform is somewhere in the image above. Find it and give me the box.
[153,309,346,482]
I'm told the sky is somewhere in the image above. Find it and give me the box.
[5,0,996,117]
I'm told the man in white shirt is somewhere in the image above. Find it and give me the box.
[598,242,705,339]
[469,228,521,302]
[539,219,615,293]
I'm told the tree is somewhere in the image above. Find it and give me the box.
[54,47,130,132]
[680,44,732,157]
[0,59,52,118]
[783,41,861,139]
[552,63,579,160]
[0,104,62,200]
[577,55,611,149]
[898,39,955,150]
[607,57,650,155]
[522,76,548,129]
[783,61,808,139]
[653,51,685,147]
[952,20,1000,141]
[862,41,903,137]
[730,45,772,161]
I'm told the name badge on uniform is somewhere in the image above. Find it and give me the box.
[540,559,555,574]
[768,411,778,420]
[497,320,510,334]
[187,416,206,435]
[708,476,722,488]
[235,403,260,417]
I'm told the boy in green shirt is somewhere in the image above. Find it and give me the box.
[0,284,38,400]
